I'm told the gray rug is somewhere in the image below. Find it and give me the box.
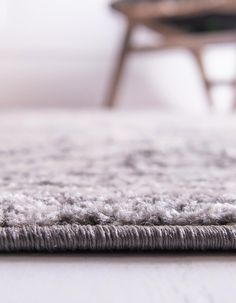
[1,111,236,251]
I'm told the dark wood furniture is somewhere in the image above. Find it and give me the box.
[105,0,236,109]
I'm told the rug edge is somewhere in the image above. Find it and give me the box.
[0,224,235,252]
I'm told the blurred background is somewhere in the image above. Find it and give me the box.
[0,0,235,113]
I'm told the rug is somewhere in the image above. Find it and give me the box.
[1,111,236,252]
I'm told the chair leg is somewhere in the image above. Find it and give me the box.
[191,48,213,108]
[104,22,134,108]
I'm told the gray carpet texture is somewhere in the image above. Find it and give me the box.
[1,111,236,251]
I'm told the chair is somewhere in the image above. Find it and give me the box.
[104,0,236,109]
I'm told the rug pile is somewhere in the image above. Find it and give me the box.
[0,111,236,251]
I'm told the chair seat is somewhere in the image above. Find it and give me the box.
[111,0,235,20]
[158,13,236,33]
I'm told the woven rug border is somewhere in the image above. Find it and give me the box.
[0,224,235,252]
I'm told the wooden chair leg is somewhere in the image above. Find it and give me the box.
[104,22,134,108]
[191,48,213,108]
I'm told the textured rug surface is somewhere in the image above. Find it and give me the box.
[1,111,236,251]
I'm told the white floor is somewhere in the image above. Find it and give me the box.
[0,253,235,303]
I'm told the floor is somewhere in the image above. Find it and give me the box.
[0,253,235,303]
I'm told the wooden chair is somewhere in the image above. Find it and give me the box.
[104,0,236,109]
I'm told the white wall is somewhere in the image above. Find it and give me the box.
[0,0,235,112]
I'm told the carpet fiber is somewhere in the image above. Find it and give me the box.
[1,111,236,251]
